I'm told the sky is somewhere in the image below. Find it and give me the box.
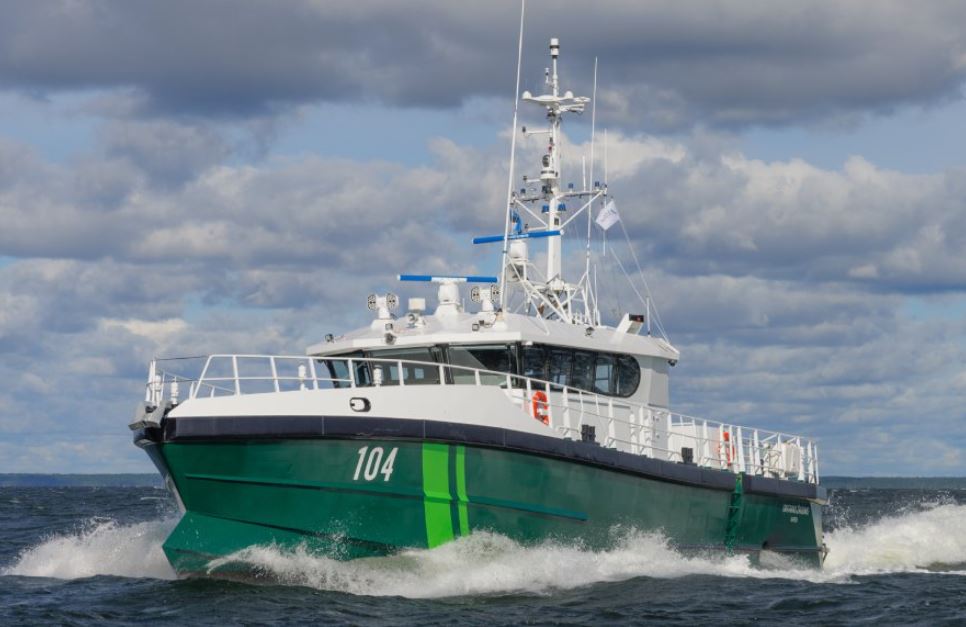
[0,0,964,476]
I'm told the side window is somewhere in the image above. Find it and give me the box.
[617,354,641,397]
[522,345,548,381]
[548,347,573,386]
[593,354,617,395]
[571,350,595,392]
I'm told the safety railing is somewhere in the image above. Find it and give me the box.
[143,354,819,484]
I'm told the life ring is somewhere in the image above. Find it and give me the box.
[530,390,549,425]
[720,430,736,466]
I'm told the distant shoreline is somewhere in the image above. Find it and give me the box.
[0,473,162,487]
[0,473,962,489]
[821,476,966,490]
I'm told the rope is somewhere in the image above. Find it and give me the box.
[606,216,669,341]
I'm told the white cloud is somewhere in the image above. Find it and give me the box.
[0,120,964,475]
[100,318,188,344]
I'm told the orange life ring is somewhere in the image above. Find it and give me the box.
[531,390,549,425]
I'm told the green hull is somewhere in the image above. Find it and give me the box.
[153,438,824,574]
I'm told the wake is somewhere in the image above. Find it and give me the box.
[4,503,965,596]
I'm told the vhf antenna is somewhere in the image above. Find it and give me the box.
[498,0,526,311]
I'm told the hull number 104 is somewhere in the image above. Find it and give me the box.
[353,446,398,482]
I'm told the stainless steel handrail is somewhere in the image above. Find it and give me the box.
[143,353,819,484]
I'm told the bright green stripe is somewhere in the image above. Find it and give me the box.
[455,445,469,536]
[422,443,454,547]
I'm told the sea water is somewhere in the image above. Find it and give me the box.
[1,481,964,625]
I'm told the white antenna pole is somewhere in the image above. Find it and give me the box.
[499,0,526,311]
[646,295,652,334]
[584,57,598,322]
[581,155,587,190]
[604,128,608,186]
[586,57,598,240]
[594,263,600,326]
[602,128,608,257]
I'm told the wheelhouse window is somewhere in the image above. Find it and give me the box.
[324,358,352,387]
[522,344,548,380]
[593,353,617,395]
[318,342,641,398]
[448,344,514,385]
[318,351,370,388]
[518,344,642,399]
[571,350,595,392]
[368,347,441,386]
[617,354,641,397]
[548,347,572,386]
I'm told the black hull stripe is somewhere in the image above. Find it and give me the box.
[141,415,826,502]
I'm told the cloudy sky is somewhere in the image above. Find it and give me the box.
[0,0,964,475]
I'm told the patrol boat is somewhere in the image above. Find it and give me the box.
[131,37,827,575]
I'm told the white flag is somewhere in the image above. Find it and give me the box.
[595,199,620,231]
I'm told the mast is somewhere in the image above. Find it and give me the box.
[544,38,563,284]
[477,37,602,325]
[517,39,599,324]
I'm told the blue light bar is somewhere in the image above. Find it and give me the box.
[472,230,562,245]
[398,274,498,283]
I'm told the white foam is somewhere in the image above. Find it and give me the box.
[208,503,966,596]
[823,503,966,575]
[4,503,965,595]
[3,518,177,580]
[208,530,747,597]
